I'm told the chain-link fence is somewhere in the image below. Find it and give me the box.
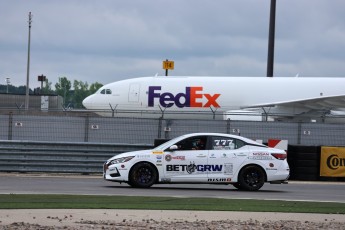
[1,113,345,146]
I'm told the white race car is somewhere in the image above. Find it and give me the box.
[103,133,290,191]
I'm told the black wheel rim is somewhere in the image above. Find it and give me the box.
[135,166,154,185]
[244,169,263,188]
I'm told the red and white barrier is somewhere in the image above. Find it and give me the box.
[268,139,288,151]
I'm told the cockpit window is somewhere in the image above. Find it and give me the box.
[100,89,112,95]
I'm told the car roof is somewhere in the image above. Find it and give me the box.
[180,133,263,146]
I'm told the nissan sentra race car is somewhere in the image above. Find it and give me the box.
[103,133,290,191]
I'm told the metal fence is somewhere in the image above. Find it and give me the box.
[1,113,345,146]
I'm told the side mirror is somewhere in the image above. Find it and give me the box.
[168,145,178,151]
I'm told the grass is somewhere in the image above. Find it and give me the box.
[0,194,344,214]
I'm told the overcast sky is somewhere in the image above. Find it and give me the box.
[1,0,345,89]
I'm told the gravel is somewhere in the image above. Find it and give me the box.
[1,209,344,230]
[1,219,345,230]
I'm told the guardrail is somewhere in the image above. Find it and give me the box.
[0,140,152,174]
[1,141,344,182]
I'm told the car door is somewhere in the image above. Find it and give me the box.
[163,136,208,183]
[207,136,249,182]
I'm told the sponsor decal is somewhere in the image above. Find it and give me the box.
[269,163,275,167]
[166,162,223,174]
[156,155,162,159]
[210,153,216,158]
[152,150,163,155]
[252,152,269,156]
[213,146,224,150]
[173,156,186,160]
[208,178,231,182]
[213,139,233,146]
[165,155,186,161]
[320,147,345,177]
[137,154,151,158]
[249,156,272,160]
[186,162,197,174]
[224,163,233,175]
[266,168,277,171]
[326,154,345,170]
[156,164,162,166]
[165,155,172,161]
[148,86,221,108]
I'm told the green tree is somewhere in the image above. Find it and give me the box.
[89,82,103,94]
[42,79,54,94]
[55,77,72,106]
[73,80,89,108]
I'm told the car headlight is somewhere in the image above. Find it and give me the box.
[108,156,135,166]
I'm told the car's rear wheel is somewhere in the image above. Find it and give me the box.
[128,162,157,188]
[238,165,265,191]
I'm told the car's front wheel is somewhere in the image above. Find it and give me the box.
[237,165,265,191]
[128,162,157,188]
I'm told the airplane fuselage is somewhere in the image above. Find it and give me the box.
[82,76,345,119]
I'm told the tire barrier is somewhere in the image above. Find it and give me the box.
[287,145,345,181]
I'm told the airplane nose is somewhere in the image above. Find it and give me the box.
[82,95,93,109]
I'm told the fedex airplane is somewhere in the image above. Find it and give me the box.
[82,76,345,121]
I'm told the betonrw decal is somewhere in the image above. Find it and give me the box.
[148,86,221,108]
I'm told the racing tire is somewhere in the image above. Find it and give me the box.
[238,165,265,191]
[128,162,157,188]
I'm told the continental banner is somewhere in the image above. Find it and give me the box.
[320,146,345,177]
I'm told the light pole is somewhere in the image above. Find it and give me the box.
[267,0,276,77]
[6,78,11,94]
[25,12,33,110]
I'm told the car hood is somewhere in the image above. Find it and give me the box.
[107,149,154,161]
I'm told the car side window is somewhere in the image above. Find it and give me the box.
[174,136,208,151]
[211,136,246,150]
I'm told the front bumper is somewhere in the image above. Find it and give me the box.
[103,162,130,182]
[103,162,121,178]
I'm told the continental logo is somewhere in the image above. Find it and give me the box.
[320,147,345,177]
[326,154,345,170]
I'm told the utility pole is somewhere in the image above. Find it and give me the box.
[266,0,276,77]
[25,12,33,110]
[6,78,10,94]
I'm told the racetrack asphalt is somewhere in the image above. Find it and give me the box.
[1,173,345,229]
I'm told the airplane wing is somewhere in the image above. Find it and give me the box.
[241,94,345,111]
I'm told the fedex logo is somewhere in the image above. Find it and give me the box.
[148,86,220,108]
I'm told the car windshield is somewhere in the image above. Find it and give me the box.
[153,135,189,151]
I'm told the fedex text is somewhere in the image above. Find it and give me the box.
[148,86,220,108]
